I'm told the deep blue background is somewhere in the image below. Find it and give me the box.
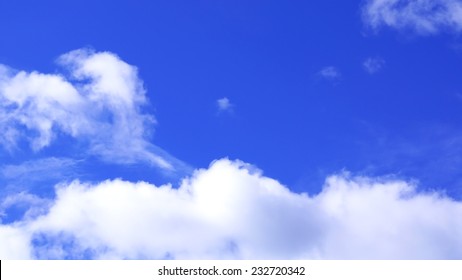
[1,0,462,199]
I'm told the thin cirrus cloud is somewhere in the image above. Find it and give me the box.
[363,57,385,74]
[0,158,80,196]
[1,158,78,180]
[362,0,462,34]
[0,49,182,171]
[318,66,341,81]
[1,158,461,259]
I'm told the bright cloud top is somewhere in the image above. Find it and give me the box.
[1,159,461,260]
[0,49,172,170]
[362,0,462,34]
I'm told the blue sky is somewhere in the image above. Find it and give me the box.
[1,0,462,259]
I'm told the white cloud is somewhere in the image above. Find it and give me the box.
[217,97,233,113]
[0,49,179,170]
[0,225,32,259]
[363,57,386,74]
[1,158,461,259]
[362,0,462,34]
[318,66,341,80]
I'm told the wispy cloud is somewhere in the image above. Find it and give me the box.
[217,97,233,113]
[318,66,341,81]
[0,49,184,171]
[362,0,462,34]
[1,159,461,259]
[354,122,462,199]
[0,192,49,224]
[0,158,80,196]
[363,57,385,74]
[1,158,78,180]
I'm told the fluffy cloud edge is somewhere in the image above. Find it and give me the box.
[1,158,461,260]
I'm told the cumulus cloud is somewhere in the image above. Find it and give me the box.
[217,97,233,113]
[1,159,461,260]
[363,57,386,74]
[1,50,461,260]
[0,49,177,170]
[318,66,341,81]
[0,225,32,259]
[362,0,462,34]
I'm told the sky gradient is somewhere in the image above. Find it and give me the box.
[1,0,462,259]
